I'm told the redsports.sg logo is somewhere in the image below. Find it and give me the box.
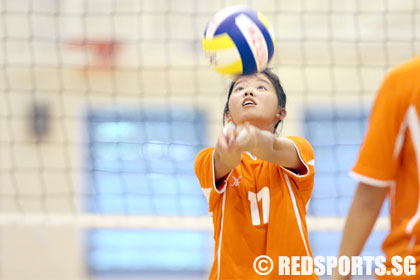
[253,255,416,277]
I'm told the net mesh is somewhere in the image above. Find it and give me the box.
[0,0,419,278]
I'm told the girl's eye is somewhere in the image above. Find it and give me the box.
[257,85,266,90]
[235,86,244,92]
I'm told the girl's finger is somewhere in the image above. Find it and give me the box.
[218,132,229,150]
[228,131,236,147]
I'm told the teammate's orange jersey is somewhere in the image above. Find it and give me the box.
[351,56,420,278]
[195,136,317,279]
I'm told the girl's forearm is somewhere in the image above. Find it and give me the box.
[213,148,241,181]
[251,130,305,172]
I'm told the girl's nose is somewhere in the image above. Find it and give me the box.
[244,89,254,97]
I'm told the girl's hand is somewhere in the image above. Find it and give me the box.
[217,122,257,153]
[234,122,258,153]
[219,122,237,151]
[214,123,242,181]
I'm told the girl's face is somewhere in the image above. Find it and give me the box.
[226,73,285,131]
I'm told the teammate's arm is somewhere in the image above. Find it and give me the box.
[332,182,388,280]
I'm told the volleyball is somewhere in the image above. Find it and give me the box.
[203,6,275,76]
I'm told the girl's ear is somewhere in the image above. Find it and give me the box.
[276,108,287,121]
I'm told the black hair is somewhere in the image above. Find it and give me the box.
[222,68,287,133]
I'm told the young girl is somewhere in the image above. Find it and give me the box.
[195,68,317,279]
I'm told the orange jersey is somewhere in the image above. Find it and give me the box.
[351,56,420,278]
[195,136,317,279]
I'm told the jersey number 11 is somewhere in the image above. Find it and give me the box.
[248,187,270,226]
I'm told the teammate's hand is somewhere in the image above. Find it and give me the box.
[332,268,350,280]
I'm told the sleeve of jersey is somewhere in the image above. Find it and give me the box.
[350,70,403,187]
[194,147,233,212]
[279,136,315,188]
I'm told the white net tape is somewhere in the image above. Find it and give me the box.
[0,213,389,231]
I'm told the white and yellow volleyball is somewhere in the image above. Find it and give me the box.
[203,6,275,76]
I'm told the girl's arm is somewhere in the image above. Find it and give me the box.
[214,122,307,181]
[237,122,306,174]
[213,127,242,181]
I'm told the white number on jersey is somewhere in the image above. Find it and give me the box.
[248,187,270,226]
